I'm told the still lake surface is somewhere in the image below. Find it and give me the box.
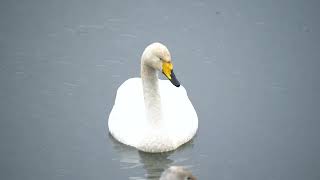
[1,0,319,179]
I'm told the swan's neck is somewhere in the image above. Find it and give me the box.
[141,64,162,125]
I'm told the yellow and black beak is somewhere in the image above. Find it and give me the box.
[162,61,180,87]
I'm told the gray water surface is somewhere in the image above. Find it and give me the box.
[1,0,320,179]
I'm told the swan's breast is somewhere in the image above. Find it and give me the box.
[159,80,198,139]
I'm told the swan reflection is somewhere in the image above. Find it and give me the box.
[108,133,196,180]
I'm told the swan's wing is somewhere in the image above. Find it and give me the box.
[108,78,146,146]
[114,78,144,106]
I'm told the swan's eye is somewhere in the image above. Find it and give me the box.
[160,57,170,62]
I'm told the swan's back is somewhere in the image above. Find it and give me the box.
[108,78,198,152]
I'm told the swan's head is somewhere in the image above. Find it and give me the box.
[160,166,197,180]
[142,42,180,87]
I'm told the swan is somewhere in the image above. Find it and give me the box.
[108,42,198,153]
[160,166,197,180]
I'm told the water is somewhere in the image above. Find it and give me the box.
[1,0,320,179]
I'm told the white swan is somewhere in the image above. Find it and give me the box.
[160,166,197,180]
[108,42,198,153]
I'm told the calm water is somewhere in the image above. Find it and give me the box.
[1,0,320,179]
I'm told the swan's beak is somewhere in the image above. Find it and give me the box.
[162,62,180,87]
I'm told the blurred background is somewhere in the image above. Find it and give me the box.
[0,0,319,179]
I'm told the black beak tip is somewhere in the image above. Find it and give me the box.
[163,70,181,87]
[170,71,180,87]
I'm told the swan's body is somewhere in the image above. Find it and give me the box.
[108,43,198,152]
